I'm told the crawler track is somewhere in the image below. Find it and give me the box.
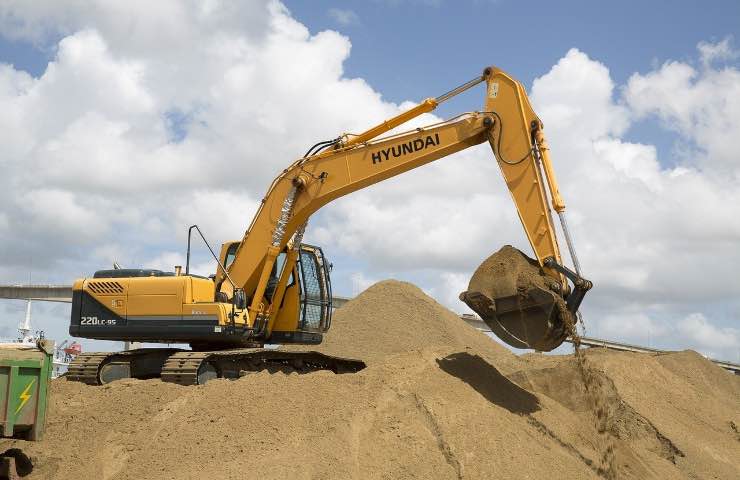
[160,351,212,385]
[67,349,366,386]
[67,349,182,385]
[67,353,116,385]
[162,349,367,386]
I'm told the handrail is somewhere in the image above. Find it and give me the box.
[185,225,237,291]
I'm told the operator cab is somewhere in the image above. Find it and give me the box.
[294,244,333,333]
[217,241,334,340]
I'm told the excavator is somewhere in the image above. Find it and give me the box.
[68,66,592,385]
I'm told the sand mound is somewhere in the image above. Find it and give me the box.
[311,279,514,364]
[2,280,738,480]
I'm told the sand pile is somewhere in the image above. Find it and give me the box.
[308,280,515,365]
[2,280,738,480]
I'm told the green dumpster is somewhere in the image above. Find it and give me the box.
[0,340,53,441]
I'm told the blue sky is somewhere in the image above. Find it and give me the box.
[284,0,740,164]
[286,0,739,90]
[0,1,738,361]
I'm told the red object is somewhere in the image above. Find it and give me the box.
[64,342,82,356]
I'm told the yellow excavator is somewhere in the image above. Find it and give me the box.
[68,66,591,385]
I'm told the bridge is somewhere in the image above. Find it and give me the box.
[0,284,76,302]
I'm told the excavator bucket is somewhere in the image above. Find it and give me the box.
[460,288,567,351]
[460,246,569,352]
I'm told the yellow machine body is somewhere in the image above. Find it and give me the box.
[68,66,591,385]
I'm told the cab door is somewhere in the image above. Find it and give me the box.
[296,245,332,333]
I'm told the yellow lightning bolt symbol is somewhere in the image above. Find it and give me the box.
[15,379,35,414]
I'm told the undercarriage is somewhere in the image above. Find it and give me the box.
[67,348,366,386]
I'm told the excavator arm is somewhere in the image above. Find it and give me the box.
[66,65,592,387]
[220,66,591,349]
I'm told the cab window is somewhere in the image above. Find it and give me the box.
[274,252,295,286]
[224,243,239,269]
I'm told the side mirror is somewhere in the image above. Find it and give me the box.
[233,289,247,310]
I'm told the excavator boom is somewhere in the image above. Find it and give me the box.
[69,65,591,386]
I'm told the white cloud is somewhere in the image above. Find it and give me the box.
[592,139,661,190]
[20,189,109,240]
[349,272,378,296]
[677,313,740,351]
[531,48,740,295]
[624,42,740,174]
[697,36,738,66]
[0,1,403,277]
[531,48,630,140]
[597,312,671,341]
[581,310,740,361]
[173,191,260,245]
[146,251,186,273]
[428,272,472,313]
[327,8,359,26]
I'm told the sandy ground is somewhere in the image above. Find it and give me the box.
[3,280,739,479]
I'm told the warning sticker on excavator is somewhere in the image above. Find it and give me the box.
[489,82,499,99]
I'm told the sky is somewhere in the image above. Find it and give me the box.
[0,0,738,362]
